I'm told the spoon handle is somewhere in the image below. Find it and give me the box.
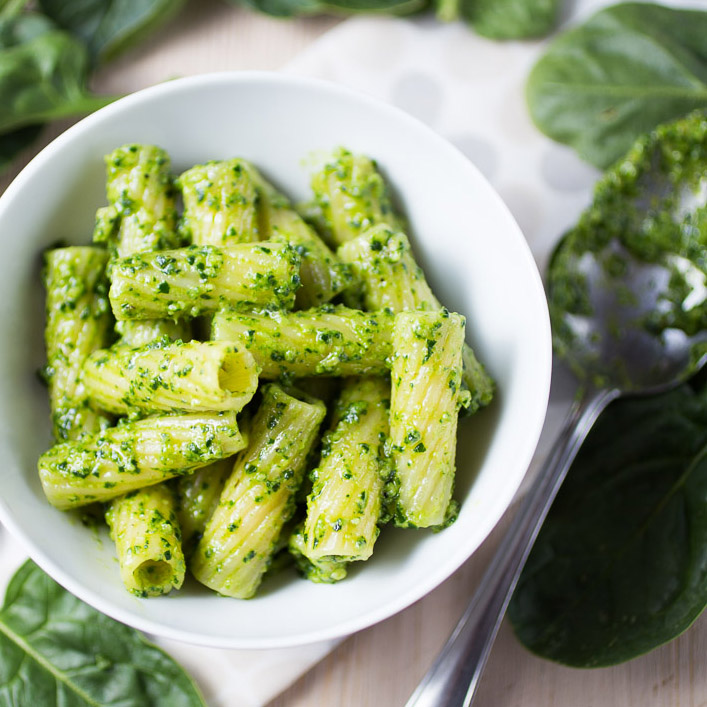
[404,386,619,707]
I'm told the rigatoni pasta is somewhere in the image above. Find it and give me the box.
[37,143,495,600]
[338,224,438,312]
[43,247,113,442]
[93,144,181,258]
[337,223,494,413]
[302,376,391,567]
[39,411,246,510]
[191,384,326,598]
[109,242,301,320]
[116,319,191,347]
[288,523,348,584]
[310,147,402,245]
[211,305,394,378]
[106,484,186,597]
[177,159,259,245]
[175,458,235,551]
[82,340,258,415]
[251,165,352,307]
[390,310,467,528]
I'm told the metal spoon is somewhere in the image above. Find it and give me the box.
[405,158,707,706]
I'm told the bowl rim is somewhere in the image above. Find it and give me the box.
[0,70,552,648]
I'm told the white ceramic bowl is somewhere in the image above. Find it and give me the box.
[0,72,551,648]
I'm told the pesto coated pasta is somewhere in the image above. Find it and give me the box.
[109,242,301,320]
[302,376,391,569]
[83,340,258,415]
[93,144,181,258]
[211,305,394,378]
[43,247,113,442]
[191,384,326,598]
[92,145,195,598]
[39,411,246,510]
[37,142,494,600]
[250,164,352,307]
[310,147,402,245]
[177,159,260,246]
[175,457,235,552]
[337,222,494,413]
[390,310,467,528]
[106,484,186,597]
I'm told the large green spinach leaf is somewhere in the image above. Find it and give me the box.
[0,124,41,172]
[38,0,187,64]
[0,560,205,706]
[0,13,55,171]
[509,381,707,667]
[0,26,113,133]
[442,0,561,39]
[527,3,707,169]
[232,0,425,18]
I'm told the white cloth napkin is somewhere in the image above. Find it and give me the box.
[3,2,704,705]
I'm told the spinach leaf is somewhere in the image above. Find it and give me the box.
[38,0,187,64]
[0,13,57,170]
[0,124,41,172]
[0,560,206,706]
[230,0,426,18]
[509,381,707,667]
[449,0,561,39]
[0,12,54,45]
[527,3,707,169]
[321,0,426,13]
[232,0,324,18]
[0,26,113,133]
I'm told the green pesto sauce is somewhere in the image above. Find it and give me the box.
[310,147,403,241]
[548,111,707,385]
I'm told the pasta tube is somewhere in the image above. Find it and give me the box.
[105,484,185,597]
[310,147,402,246]
[175,457,234,550]
[288,523,348,584]
[339,224,494,413]
[93,144,181,258]
[177,159,259,245]
[211,305,394,378]
[83,340,258,415]
[97,145,192,349]
[251,167,352,307]
[116,319,191,348]
[39,411,245,510]
[338,224,437,312]
[390,311,466,528]
[303,376,390,563]
[191,384,325,599]
[43,247,113,442]
[109,243,301,320]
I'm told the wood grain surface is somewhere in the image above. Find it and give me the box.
[2,3,705,705]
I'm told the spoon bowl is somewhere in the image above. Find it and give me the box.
[552,240,707,395]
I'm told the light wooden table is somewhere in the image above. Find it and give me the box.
[4,3,706,705]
